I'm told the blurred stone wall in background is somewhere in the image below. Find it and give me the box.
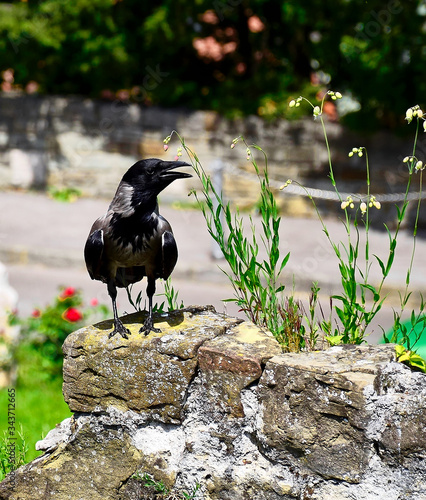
[0,94,421,224]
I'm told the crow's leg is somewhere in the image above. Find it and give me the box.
[107,280,130,339]
[140,276,161,335]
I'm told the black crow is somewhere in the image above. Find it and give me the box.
[84,158,192,338]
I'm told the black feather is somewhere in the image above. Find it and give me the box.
[161,231,178,280]
[84,229,104,281]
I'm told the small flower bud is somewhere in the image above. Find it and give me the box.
[289,99,296,108]
[341,196,354,210]
[403,156,410,163]
[313,106,321,117]
[405,108,413,123]
[231,143,235,149]
[416,109,423,119]
[360,202,367,214]
[280,179,292,190]
[348,151,354,157]
[374,201,381,210]
[335,92,342,99]
[423,121,426,133]
[163,144,169,151]
[415,161,424,171]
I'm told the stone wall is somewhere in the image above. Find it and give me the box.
[1,306,425,499]
[0,94,420,219]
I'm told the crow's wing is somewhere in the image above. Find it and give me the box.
[161,230,178,280]
[84,229,105,281]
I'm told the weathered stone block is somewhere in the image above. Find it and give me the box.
[257,344,396,483]
[0,415,143,500]
[199,322,282,417]
[62,306,241,423]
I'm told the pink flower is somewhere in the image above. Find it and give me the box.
[248,15,265,33]
[60,287,76,299]
[201,10,219,25]
[193,37,237,62]
[90,298,99,307]
[2,69,14,84]
[32,309,41,318]
[25,81,39,94]
[62,308,83,323]
[116,89,130,101]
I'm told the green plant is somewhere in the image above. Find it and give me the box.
[382,106,426,357]
[132,472,201,499]
[289,94,426,349]
[0,424,28,481]
[162,278,185,311]
[305,282,327,350]
[11,286,109,376]
[162,94,426,359]
[126,277,184,314]
[164,131,312,353]
[395,344,426,373]
[48,186,82,203]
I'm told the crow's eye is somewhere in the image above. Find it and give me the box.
[146,167,155,175]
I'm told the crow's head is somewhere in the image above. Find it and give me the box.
[122,158,192,196]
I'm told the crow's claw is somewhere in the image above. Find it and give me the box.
[139,317,161,336]
[109,319,130,339]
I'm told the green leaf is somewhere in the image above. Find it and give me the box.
[395,344,406,357]
[374,254,386,276]
[326,334,344,346]
[279,252,290,273]
[408,354,426,373]
[360,283,380,302]
[396,345,426,373]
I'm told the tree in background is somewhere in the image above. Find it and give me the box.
[0,0,424,130]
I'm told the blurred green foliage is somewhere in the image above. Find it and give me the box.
[10,286,109,377]
[0,0,424,128]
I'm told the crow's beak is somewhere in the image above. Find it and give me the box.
[158,160,192,181]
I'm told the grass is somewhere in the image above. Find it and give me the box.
[0,343,72,465]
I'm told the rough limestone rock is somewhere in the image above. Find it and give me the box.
[198,321,282,417]
[257,345,393,483]
[62,306,242,423]
[1,307,426,500]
